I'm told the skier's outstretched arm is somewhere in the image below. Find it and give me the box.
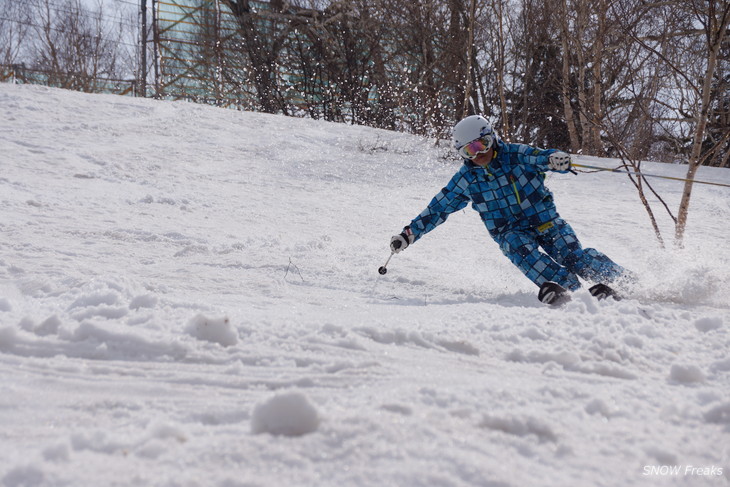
[390,170,471,253]
[507,143,573,174]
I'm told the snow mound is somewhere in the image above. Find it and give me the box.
[479,413,557,443]
[694,316,723,333]
[2,465,45,487]
[669,364,706,384]
[585,398,616,419]
[703,402,730,424]
[186,314,238,347]
[129,294,158,310]
[251,392,320,437]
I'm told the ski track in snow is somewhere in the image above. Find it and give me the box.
[1,84,729,486]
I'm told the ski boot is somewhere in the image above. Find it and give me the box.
[538,281,571,306]
[588,283,620,301]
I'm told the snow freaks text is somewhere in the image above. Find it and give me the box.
[642,465,723,477]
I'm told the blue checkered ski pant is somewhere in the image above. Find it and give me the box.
[496,218,624,291]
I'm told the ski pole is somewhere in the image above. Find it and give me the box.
[378,251,395,275]
[572,163,730,189]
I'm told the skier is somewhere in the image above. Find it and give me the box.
[389,115,631,305]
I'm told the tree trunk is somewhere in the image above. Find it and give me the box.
[223,0,284,113]
[589,0,606,153]
[675,1,730,244]
[494,0,511,138]
[558,0,580,152]
[462,0,477,118]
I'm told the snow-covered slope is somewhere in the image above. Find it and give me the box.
[1,83,729,486]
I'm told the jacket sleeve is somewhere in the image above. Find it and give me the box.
[506,143,563,173]
[407,169,471,242]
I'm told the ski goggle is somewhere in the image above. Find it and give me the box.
[458,134,494,160]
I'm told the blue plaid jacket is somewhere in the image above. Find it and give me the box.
[408,141,566,240]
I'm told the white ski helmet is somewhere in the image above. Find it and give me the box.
[452,115,496,152]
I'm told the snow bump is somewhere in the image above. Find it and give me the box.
[479,413,558,443]
[251,392,320,437]
[669,364,706,384]
[186,314,238,347]
[703,402,730,424]
[129,294,158,310]
[694,316,723,333]
[2,465,46,487]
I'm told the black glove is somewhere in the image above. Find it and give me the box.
[390,227,414,253]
